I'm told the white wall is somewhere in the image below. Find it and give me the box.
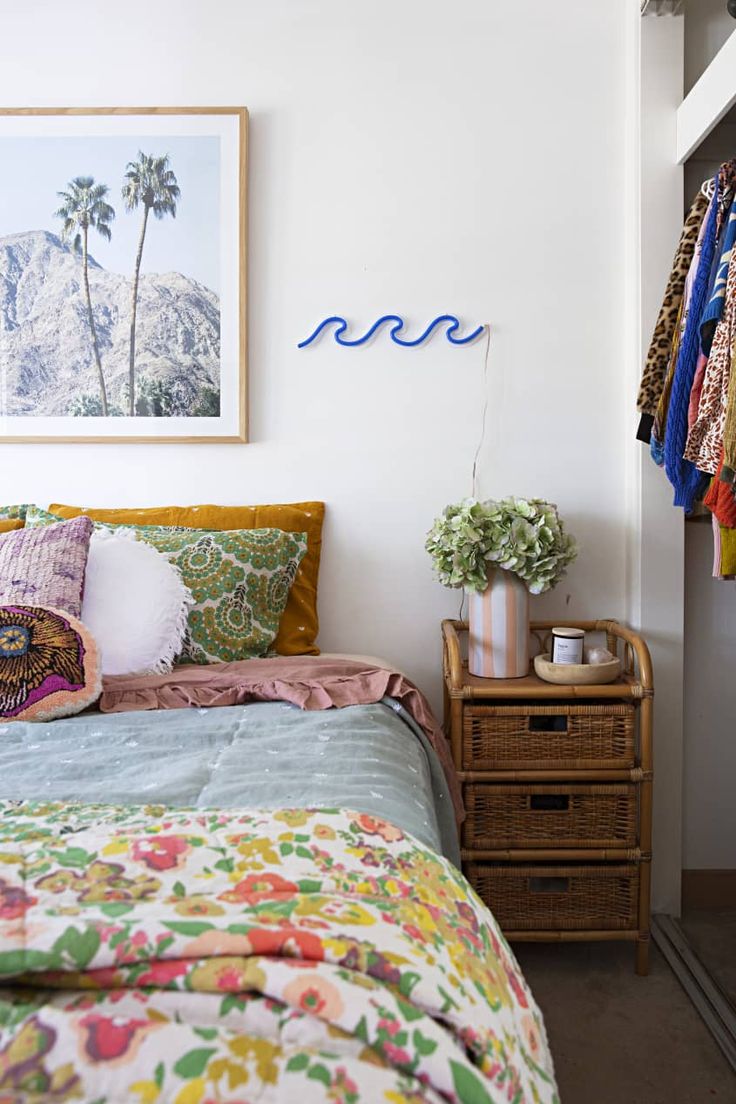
[637,13,686,914]
[0,0,634,720]
[2,0,688,911]
[684,0,736,94]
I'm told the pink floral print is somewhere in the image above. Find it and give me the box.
[0,802,558,1103]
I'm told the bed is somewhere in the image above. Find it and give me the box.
[0,533,559,1100]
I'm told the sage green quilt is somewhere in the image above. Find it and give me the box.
[0,699,457,863]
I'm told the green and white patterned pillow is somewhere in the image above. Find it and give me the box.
[25,506,308,665]
[0,504,30,521]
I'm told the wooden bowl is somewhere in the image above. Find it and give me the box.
[533,652,622,686]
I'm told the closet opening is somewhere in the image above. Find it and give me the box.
[642,0,736,1072]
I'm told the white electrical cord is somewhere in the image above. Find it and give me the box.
[471,325,491,499]
[461,323,492,623]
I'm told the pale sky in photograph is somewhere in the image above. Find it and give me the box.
[0,134,220,293]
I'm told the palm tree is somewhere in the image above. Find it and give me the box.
[122,152,180,415]
[54,177,115,416]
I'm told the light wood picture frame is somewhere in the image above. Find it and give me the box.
[0,106,247,443]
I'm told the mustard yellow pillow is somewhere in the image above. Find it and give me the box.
[0,520,23,534]
[49,502,325,656]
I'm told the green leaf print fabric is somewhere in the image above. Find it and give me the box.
[25,506,308,664]
[0,802,559,1103]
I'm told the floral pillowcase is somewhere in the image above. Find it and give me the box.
[0,513,103,720]
[25,506,308,665]
[0,605,101,721]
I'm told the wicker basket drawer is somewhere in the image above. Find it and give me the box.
[466,862,640,931]
[463,783,639,849]
[462,703,636,770]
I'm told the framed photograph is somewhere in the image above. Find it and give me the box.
[0,106,247,443]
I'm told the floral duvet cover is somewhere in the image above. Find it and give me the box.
[0,802,558,1104]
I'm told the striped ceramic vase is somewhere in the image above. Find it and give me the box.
[467,567,529,678]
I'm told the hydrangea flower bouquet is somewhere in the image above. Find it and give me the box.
[426,497,577,594]
[426,497,577,677]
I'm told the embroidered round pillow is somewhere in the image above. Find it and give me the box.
[0,605,101,722]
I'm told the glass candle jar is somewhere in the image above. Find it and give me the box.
[550,626,585,665]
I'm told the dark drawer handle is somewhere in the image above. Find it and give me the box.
[529,794,570,812]
[528,716,568,733]
[529,877,570,894]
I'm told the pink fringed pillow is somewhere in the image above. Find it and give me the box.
[0,605,101,721]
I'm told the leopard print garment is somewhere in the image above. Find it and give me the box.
[637,188,709,416]
[716,329,736,481]
[683,248,736,474]
[654,184,717,442]
[652,298,685,444]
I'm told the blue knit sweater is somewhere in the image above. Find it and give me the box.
[701,197,736,354]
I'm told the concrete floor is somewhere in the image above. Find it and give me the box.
[516,939,736,1104]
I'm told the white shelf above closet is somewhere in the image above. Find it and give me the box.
[677,25,736,163]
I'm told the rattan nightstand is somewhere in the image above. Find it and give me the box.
[442,618,654,975]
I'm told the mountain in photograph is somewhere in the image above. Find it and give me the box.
[0,230,220,417]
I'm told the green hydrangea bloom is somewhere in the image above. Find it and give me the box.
[425,497,577,595]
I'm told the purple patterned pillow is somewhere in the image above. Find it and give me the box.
[0,515,93,617]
